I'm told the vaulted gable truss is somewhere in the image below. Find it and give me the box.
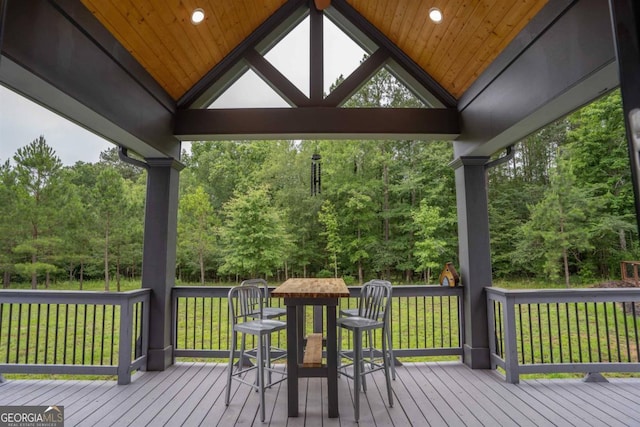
[174,0,459,142]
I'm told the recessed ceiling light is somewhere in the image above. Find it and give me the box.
[191,8,205,25]
[429,7,443,24]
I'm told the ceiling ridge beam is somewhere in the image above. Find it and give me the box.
[178,0,307,108]
[245,49,310,107]
[175,107,459,140]
[322,48,389,107]
[329,0,456,108]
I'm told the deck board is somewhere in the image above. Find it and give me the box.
[1,362,640,426]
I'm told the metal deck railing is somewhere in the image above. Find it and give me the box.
[487,286,640,383]
[0,289,150,384]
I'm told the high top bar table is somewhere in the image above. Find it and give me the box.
[271,277,350,418]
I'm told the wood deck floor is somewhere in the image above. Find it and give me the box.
[1,362,640,426]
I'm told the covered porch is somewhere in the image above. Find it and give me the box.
[2,0,640,424]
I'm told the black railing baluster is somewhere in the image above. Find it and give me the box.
[414,295,418,349]
[200,297,205,349]
[495,301,503,358]
[82,305,87,365]
[584,303,592,363]
[100,305,106,365]
[430,296,435,349]
[26,304,32,363]
[111,305,116,364]
[209,297,214,350]
[73,304,78,364]
[633,302,640,362]
[546,303,552,363]
[555,303,562,363]
[0,304,4,363]
[448,296,453,347]
[91,305,97,365]
[594,302,602,362]
[6,304,13,363]
[527,305,534,364]
[613,302,622,362]
[63,304,69,364]
[536,304,542,363]
[574,303,582,363]
[604,302,612,362]
[16,304,23,364]
[623,301,631,362]
[54,304,60,364]
[565,303,573,363]
[518,304,525,364]
[439,295,444,348]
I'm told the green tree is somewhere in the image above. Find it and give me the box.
[219,186,291,278]
[94,168,127,290]
[513,157,594,286]
[178,186,218,284]
[0,161,22,287]
[412,200,447,283]
[12,136,63,288]
[318,200,342,278]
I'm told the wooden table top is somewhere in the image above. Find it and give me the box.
[271,278,350,298]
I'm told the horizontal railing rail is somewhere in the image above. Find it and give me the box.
[0,289,150,384]
[487,287,640,383]
[172,285,464,360]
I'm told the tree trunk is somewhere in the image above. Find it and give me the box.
[116,255,121,292]
[79,262,84,290]
[31,252,37,289]
[358,259,363,285]
[104,225,110,291]
[199,250,205,285]
[563,247,570,288]
[619,229,628,251]
[3,271,10,288]
[45,271,50,289]
[383,160,390,278]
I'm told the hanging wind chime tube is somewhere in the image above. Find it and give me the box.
[311,153,322,196]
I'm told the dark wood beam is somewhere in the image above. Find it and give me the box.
[244,49,310,107]
[309,2,323,104]
[322,48,389,107]
[330,0,456,108]
[2,0,178,158]
[456,0,617,158]
[178,0,307,108]
[174,107,459,141]
[609,0,640,230]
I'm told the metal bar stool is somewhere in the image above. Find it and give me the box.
[337,280,394,421]
[225,285,287,422]
[340,279,396,379]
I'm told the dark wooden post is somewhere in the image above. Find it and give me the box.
[451,156,492,369]
[142,158,183,371]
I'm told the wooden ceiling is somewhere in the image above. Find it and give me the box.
[80,0,548,102]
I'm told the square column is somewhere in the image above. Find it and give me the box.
[142,158,183,370]
[451,156,492,369]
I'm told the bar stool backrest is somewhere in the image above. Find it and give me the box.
[240,278,270,297]
[228,285,263,324]
[358,280,392,322]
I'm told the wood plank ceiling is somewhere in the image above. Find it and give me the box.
[80,0,548,102]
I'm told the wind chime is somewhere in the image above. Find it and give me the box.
[311,153,322,196]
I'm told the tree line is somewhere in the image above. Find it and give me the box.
[0,71,636,289]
